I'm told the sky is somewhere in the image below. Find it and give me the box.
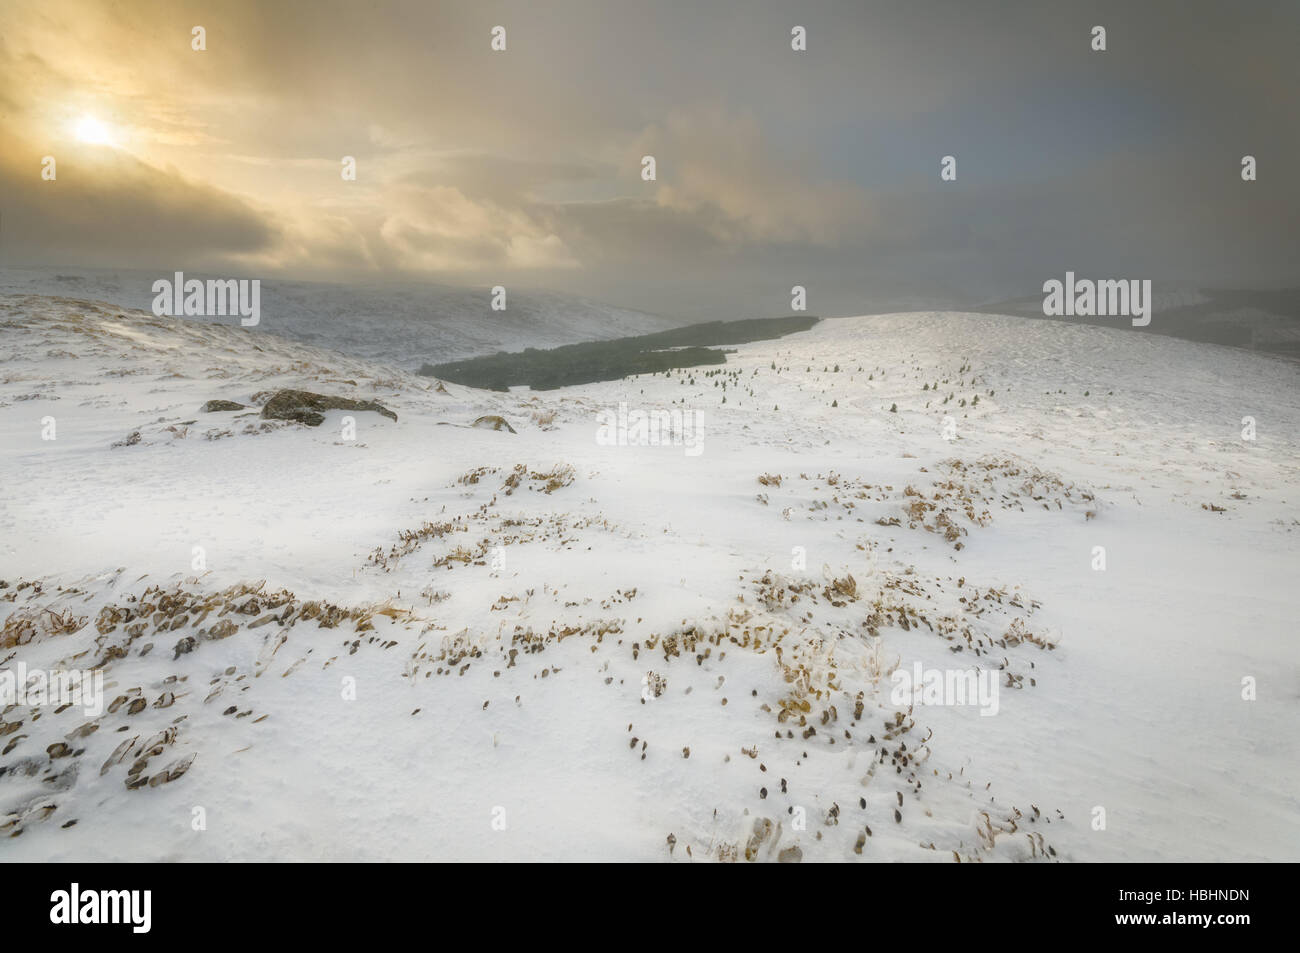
[2,0,1297,320]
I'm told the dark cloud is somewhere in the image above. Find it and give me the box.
[1,140,275,269]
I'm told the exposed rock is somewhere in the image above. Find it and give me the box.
[260,389,397,427]
[204,619,238,641]
[778,845,803,863]
[278,408,325,426]
[472,414,516,433]
[200,400,246,412]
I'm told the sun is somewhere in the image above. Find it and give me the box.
[74,115,112,145]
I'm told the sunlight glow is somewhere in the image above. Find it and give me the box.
[74,115,112,145]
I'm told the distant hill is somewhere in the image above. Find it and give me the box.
[974,286,1300,359]
[0,267,687,370]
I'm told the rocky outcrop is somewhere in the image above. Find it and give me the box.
[260,390,397,427]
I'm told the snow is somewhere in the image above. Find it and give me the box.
[1,293,1297,862]
[0,268,685,370]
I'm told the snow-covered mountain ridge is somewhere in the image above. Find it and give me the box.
[1,294,1296,862]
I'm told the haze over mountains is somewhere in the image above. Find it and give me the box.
[0,268,686,370]
[5,267,1299,373]
[977,285,1300,359]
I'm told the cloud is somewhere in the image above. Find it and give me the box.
[1,0,1295,314]
[376,182,579,272]
[636,104,873,247]
[1,138,275,269]
[400,157,601,204]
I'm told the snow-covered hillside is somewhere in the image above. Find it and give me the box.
[1,294,1297,862]
[0,269,685,370]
